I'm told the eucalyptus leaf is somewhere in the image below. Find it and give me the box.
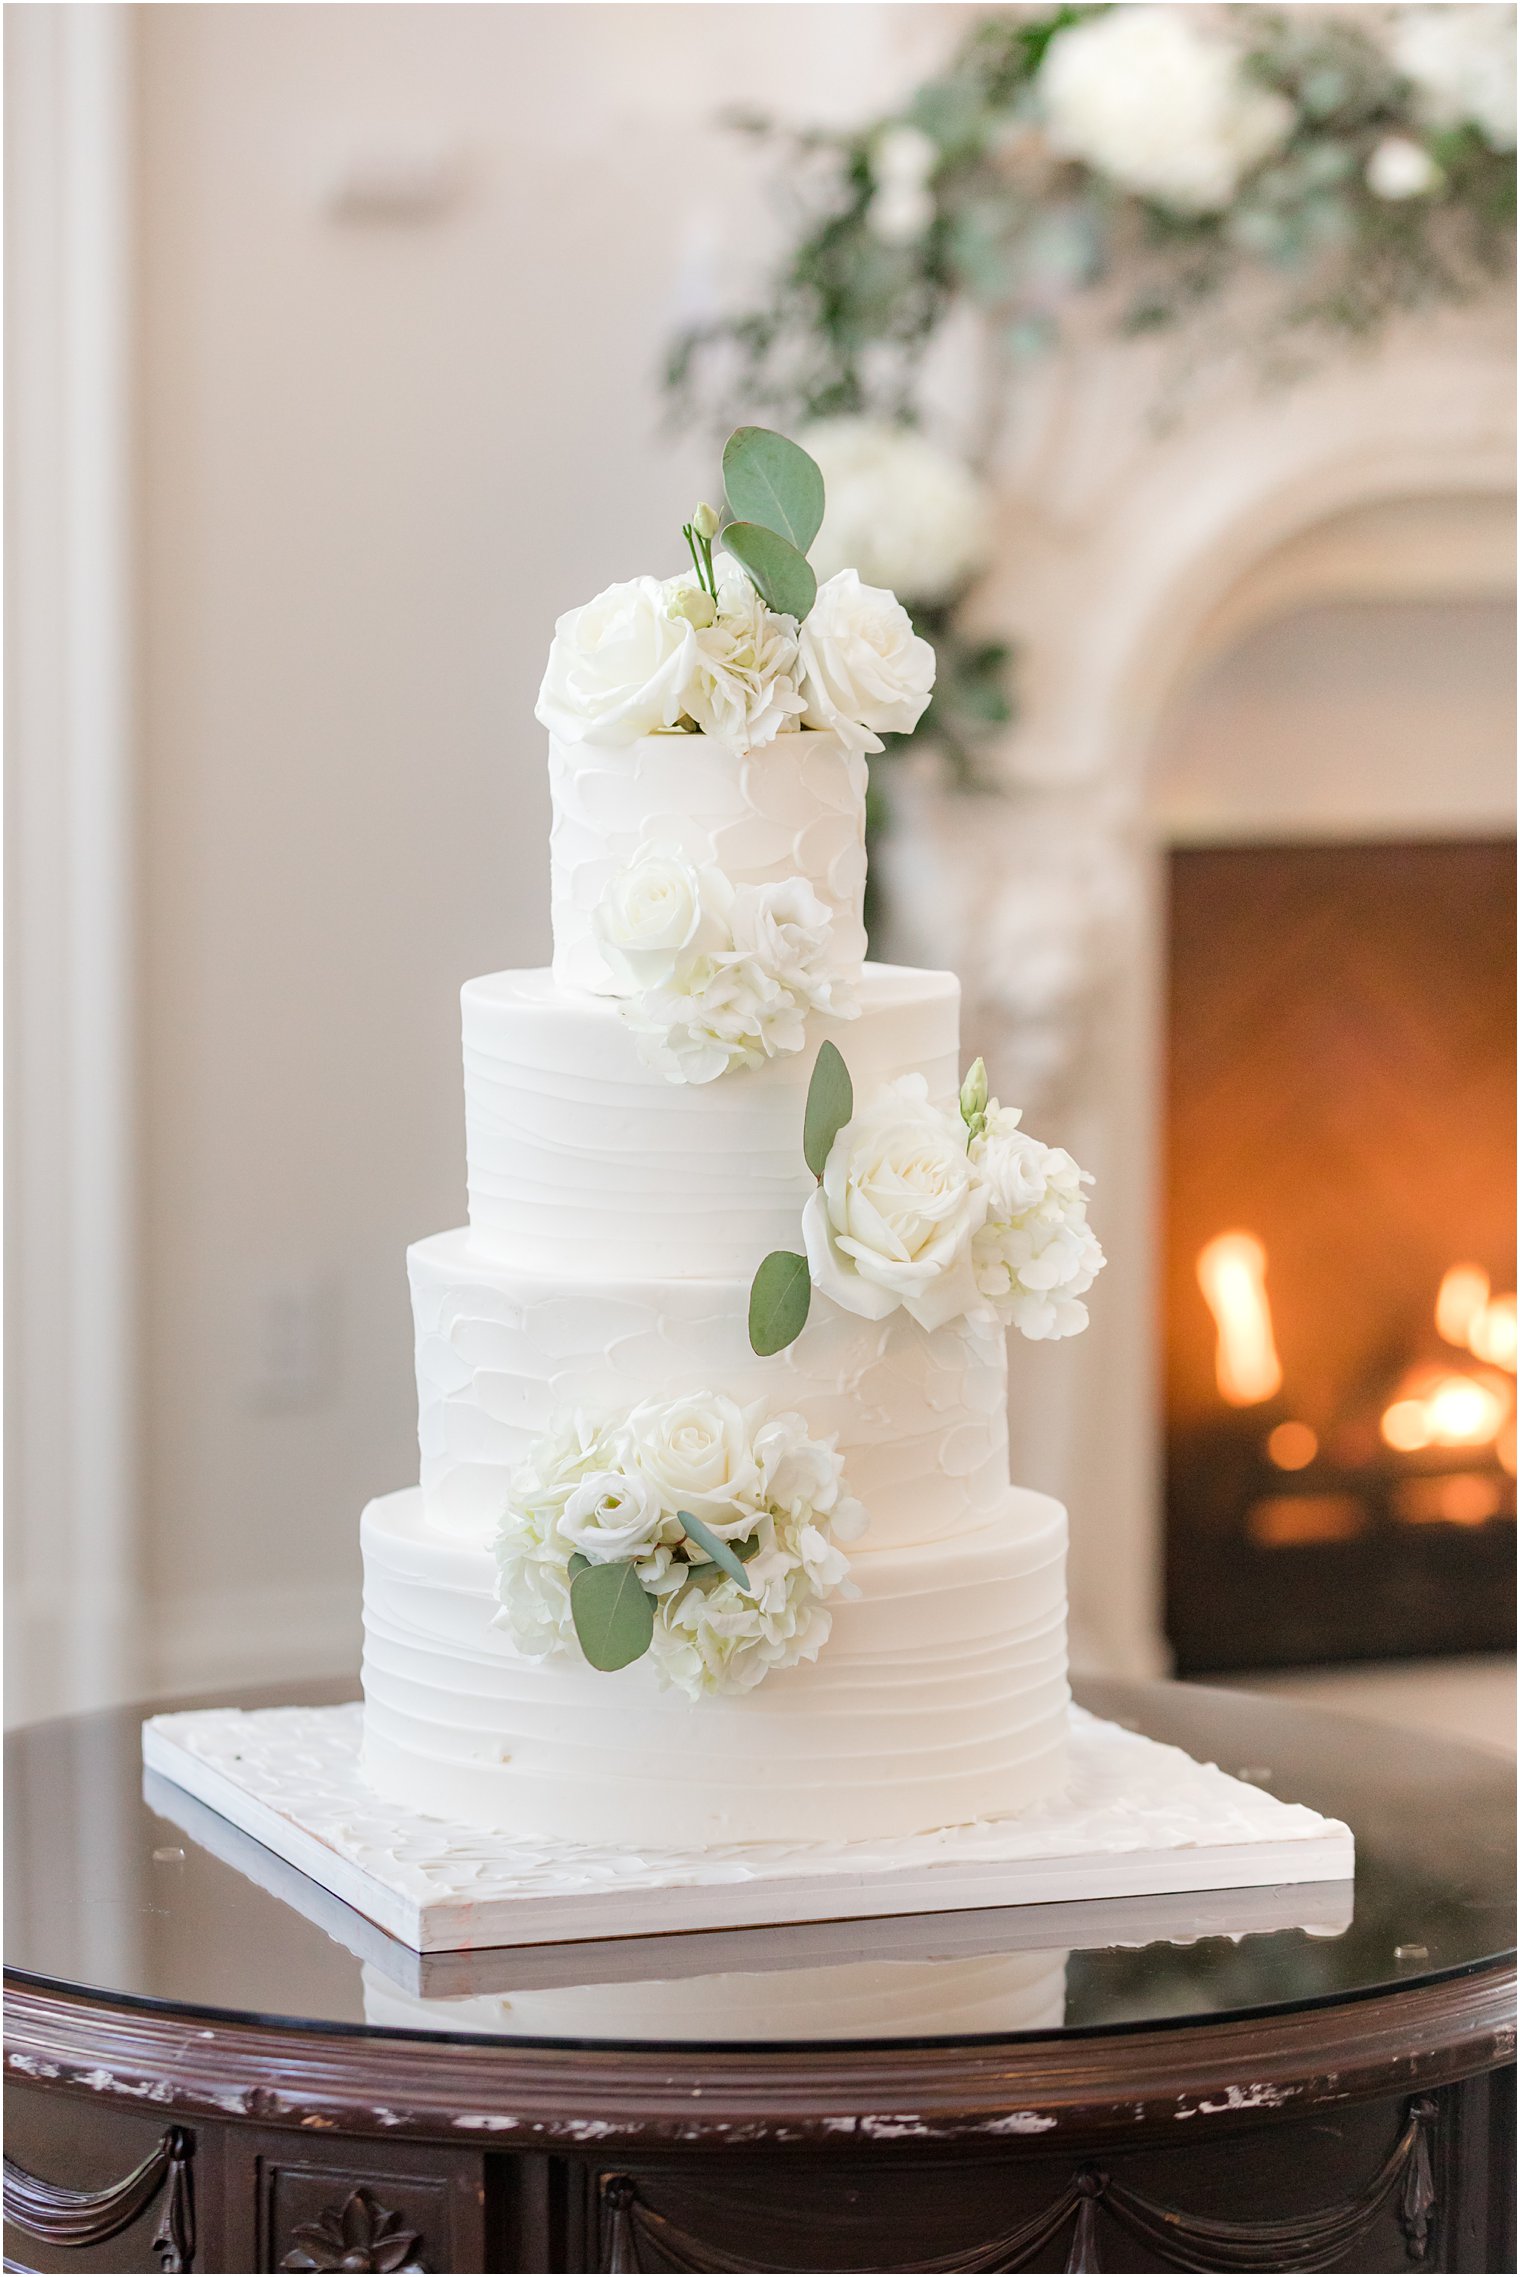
[676,1509,756,1594]
[722,426,825,553]
[568,1551,591,1579]
[569,1559,655,1672]
[803,1039,853,1177]
[749,1249,812,1355]
[722,522,818,622]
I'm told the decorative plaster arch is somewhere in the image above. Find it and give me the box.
[885,300,1515,1680]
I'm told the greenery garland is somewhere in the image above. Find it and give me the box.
[667,4,1515,781]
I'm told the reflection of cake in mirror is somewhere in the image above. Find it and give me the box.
[362,1949,1068,2043]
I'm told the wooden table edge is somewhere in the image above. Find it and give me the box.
[5,1959,1514,2151]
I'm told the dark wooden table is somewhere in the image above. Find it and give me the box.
[4,1677,1514,2273]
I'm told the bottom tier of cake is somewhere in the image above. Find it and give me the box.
[360,1486,1070,1848]
[361,1949,1069,2042]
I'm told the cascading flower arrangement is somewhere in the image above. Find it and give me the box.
[667,3,1517,786]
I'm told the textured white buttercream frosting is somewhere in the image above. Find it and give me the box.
[409,1236,1012,1551]
[549,729,867,994]
[464,963,958,1277]
[362,1487,1069,1847]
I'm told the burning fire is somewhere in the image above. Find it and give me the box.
[1197,1232,1282,1406]
[1435,1264,1518,1373]
[1380,1264,1520,1462]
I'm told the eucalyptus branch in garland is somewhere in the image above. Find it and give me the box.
[667,4,1516,791]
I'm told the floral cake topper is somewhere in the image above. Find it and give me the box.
[535,427,936,758]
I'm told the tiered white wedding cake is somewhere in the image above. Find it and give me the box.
[359,431,1104,1852]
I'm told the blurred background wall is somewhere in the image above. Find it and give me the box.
[7,1,953,1720]
[6,2,1515,1731]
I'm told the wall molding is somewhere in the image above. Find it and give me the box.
[4,4,140,1724]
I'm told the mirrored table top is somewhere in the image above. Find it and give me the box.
[6,1677,1513,2051]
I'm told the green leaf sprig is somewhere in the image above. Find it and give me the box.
[748,1041,854,1356]
[567,1552,656,1672]
[676,1509,756,1593]
[675,427,824,629]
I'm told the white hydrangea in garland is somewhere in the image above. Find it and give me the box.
[494,1396,866,1697]
[593,842,857,1085]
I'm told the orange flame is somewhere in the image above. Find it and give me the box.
[1197,1232,1282,1407]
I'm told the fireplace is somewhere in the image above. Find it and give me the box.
[1163,839,1516,1675]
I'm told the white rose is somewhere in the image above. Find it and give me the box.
[802,1073,989,1331]
[801,421,989,605]
[535,576,697,746]
[625,1392,764,1533]
[1387,5,1517,150]
[1366,133,1443,200]
[798,569,936,756]
[679,571,806,754]
[556,1468,666,1563]
[592,844,725,993]
[727,877,846,1005]
[970,1103,1106,1340]
[506,1410,616,1535]
[1038,7,1293,213]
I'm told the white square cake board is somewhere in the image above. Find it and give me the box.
[142,1703,1354,1954]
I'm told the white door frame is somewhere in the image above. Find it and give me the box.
[5,2,140,1723]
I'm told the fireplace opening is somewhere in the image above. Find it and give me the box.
[1163,839,1516,1675]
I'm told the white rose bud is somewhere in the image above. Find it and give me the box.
[959,1057,989,1136]
[668,585,718,629]
[557,1469,665,1562]
[691,501,721,541]
[798,569,936,756]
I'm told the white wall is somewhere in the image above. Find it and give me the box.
[131,3,947,1698]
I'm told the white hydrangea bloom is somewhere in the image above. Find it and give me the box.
[969,1103,1106,1340]
[594,849,856,1086]
[494,1401,864,1698]
[672,571,807,753]
[800,420,990,606]
[1038,6,1294,213]
[1387,5,1517,150]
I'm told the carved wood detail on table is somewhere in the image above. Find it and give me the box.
[594,2096,1444,2273]
[2,2124,195,2272]
[277,2184,425,2273]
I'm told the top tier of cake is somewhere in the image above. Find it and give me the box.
[548,728,868,996]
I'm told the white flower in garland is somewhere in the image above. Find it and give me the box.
[802,1073,988,1330]
[798,569,937,756]
[801,421,990,607]
[494,1398,867,1698]
[1037,7,1294,214]
[1366,133,1445,202]
[594,844,856,1085]
[1387,5,1517,152]
[969,1101,1106,1340]
[867,122,940,246]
